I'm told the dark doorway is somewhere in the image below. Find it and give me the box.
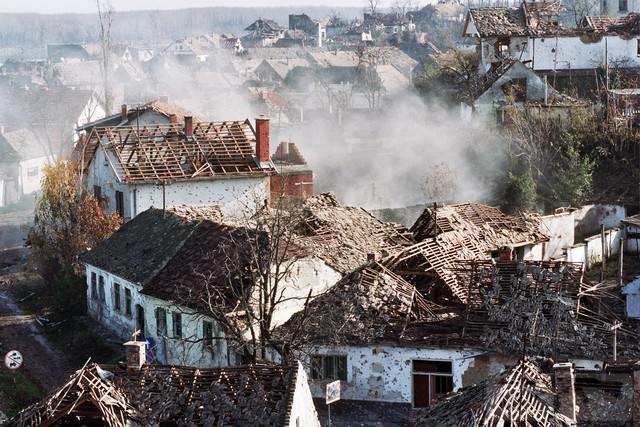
[136,304,145,338]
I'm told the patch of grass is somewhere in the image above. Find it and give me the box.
[0,368,42,418]
[46,318,121,367]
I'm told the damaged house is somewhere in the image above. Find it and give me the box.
[78,117,274,220]
[7,351,320,427]
[461,59,589,123]
[277,251,640,418]
[79,193,413,368]
[464,2,640,79]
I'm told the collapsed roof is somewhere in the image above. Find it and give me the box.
[413,358,572,427]
[279,261,444,346]
[465,1,564,37]
[81,194,413,310]
[81,121,274,184]
[411,202,548,251]
[7,362,299,427]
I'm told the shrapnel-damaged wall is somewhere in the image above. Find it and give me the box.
[304,345,483,403]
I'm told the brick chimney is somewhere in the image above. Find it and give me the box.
[553,362,577,424]
[184,116,193,137]
[123,341,146,371]
[121,104,128,120]
[255,116,270,163]
[169,114,178,124]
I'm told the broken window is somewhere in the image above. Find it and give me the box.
[412,360,453,407]
[90,272,97,300]
[26,166,39,178]
[495,37,510,57]
[203,320,213,349]
[502,78,527,103]
[115,191,124,217]
[311,355,347,381]
[173,312,182,338]
[113,283,121,311]
[98,275,105,302]
[125,288,132,317]
[156,308,167,336]
[94,185,102,201]
[620,0,628,11]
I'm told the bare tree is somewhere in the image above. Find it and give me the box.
[366,0,381,15]
[96,0,114,115]
[355,45,388,109]
[563,0,599,26]
[168,194,315,364]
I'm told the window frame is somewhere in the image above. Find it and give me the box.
[172,312,182,338]
[26,166,39,178]
[310,354,347,381]
[619,0,628,12]
[113,283,121,312]
[156,307,167,336]
[124,288,132,317]
[412,359,454,408]
[90,272,97,300]
[203,320,213,349]
[115,190,124,217]
[98,275,105,302]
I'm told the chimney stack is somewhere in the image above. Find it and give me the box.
[123,341,146,371]
[255,116,270,163]
[553,362,577,424]
[159,95,169,104]
[169,114,178,124]
[184,116,193,137]
[121,104,128,120]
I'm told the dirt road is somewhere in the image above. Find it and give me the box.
[0,250,72,393]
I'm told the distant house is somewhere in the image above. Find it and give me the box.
[46,44,93,62]
[254,58,311,85]
[79,194,412,367]
[0,87,103,206]
[464,4,640,75]
[7,358,320,427]
[244,19,286,47]
[165,34,220,62]
[80,117,274,220]
[461,59,588,124]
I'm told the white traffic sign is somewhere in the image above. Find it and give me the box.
[326,380,341,404]
[4,350,23,370]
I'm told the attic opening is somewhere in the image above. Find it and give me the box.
[495,37,510,58]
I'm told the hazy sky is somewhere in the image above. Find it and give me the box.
[0,0,367,14]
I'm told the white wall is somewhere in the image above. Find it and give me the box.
[541,212,575,260]
[305,345,481,404]
[574,204,626,237]
[18,156,49,195]
[564,227,623,269]
[289,361,321,427]
[87,142,270,220]
[269,257,343,329]
[135,176,269,219]
[85,264,234,368]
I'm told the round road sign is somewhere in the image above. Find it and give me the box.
[4,350,23,370]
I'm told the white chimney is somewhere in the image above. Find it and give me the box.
[123,341,146,370]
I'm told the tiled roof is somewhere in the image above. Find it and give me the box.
[411,202,549,250]
[7,362,298,427]
[80,206,223,285]
[278,262,444,346]
[414,359,569,427]
[467,2,564,37]
[86,121,273,183]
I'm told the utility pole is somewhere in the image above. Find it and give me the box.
[612,321,622,361]
[600,224,606,282]
[619,237,625,287]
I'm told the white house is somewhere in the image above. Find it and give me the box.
[279,258,623,414]
[80,116,275,220]
[80,194,413,369]
[464,3,640,74]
